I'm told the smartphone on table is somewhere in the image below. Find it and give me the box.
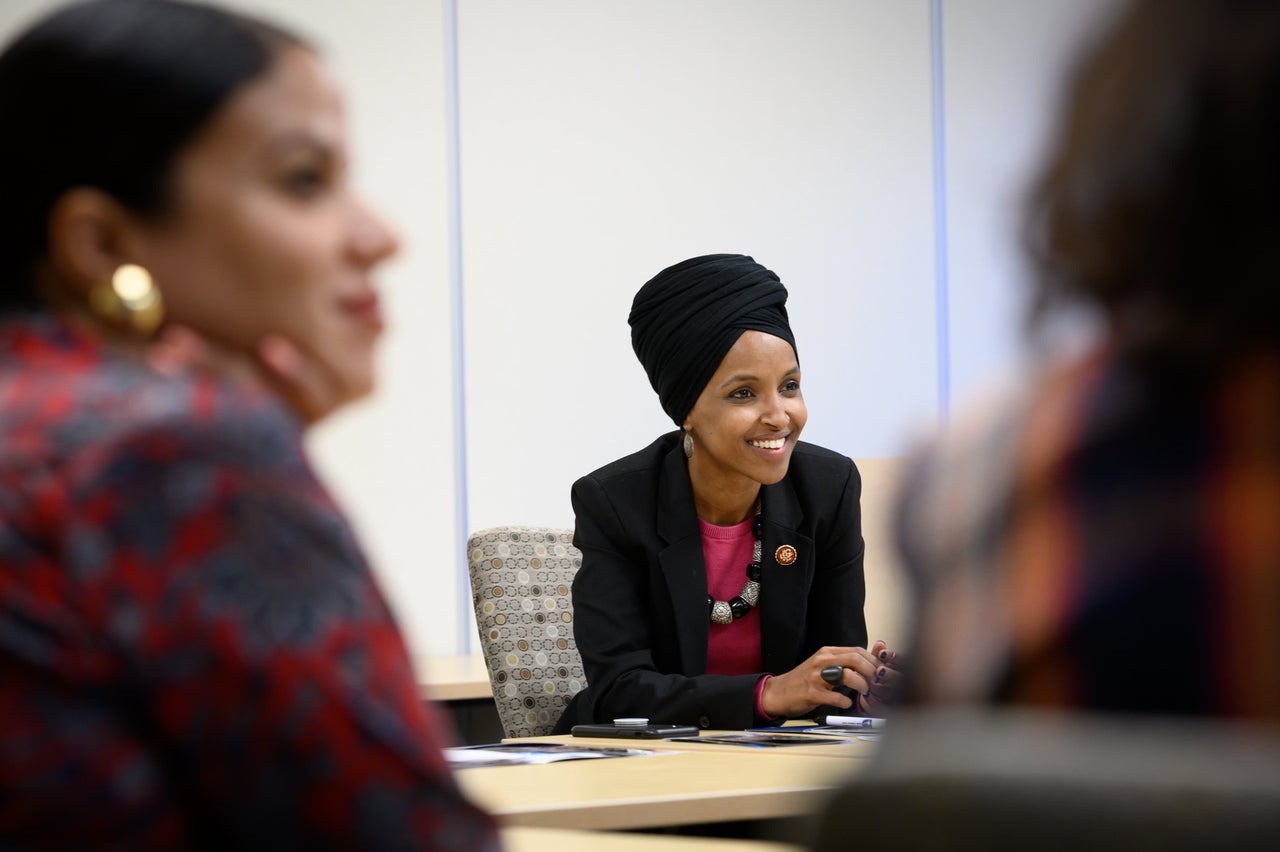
[570,717,700,739]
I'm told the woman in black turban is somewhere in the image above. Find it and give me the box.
[555,254,902,733]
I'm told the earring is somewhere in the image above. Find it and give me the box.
[89,264,164,336]
[682,431,694,458]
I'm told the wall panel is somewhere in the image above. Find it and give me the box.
[459,0,938,546]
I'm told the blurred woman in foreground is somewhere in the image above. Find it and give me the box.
[895,0,1280,721]
[0,1,498,847]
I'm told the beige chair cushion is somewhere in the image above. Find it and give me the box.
[467,526,586,738]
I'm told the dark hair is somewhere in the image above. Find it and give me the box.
[0,0,306,312]
[1025,0,1280,357]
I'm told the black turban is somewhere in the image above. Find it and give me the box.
[629,253,797,426]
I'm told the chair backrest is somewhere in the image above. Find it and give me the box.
[467,526,586,738]
[806,707,1280,852]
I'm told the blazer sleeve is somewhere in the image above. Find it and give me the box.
[570,474,762,729]
[803,457,869,655]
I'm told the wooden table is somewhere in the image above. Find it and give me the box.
[501,826,801,851]
[456,745,863,830]
[414,654,504,744]
[414,654,493,701]
[515,730,881,760]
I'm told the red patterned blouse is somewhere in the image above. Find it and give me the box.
[0,315,499,850]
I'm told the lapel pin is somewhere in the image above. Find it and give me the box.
[774,544,797,566]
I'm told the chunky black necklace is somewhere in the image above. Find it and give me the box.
[706,500,763,625]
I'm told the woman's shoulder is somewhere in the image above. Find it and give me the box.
[891,372,1042,583]
[791,440,856,466]
[574,431,680,488]
[787,440,859,489]
[0,320,303,486]
[83,371,305,492]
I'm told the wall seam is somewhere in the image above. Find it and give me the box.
[929,0,951,422]
[443,0,472,655]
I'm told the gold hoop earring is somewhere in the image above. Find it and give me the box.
[89,264,164,336]
[682,431,694,459]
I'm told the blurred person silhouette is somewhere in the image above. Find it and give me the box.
[807,3,1280,849]
[895,0,1280,721]
[0,0,499,848]
[555,253,903,734]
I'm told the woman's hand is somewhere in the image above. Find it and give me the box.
[146,326,336,426]
[758,645,881,719]
[857,639,906,715]
[255,333,342,426]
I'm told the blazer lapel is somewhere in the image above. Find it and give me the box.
[656,441,709,675]
[759,475,814,673]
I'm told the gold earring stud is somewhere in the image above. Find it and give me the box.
[89,263,164,336]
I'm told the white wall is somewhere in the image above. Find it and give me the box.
[221,0,460,661]
[941,0,1119,407]
[458,0,937,525]
[0,0,1121,657]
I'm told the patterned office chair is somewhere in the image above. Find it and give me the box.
[467,526,586,738]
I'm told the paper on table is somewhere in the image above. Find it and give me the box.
[749,719,885,739]
[444,742,662,768]
[669,731,850,747]
[803,727,884,740]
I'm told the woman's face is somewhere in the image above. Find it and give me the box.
[134,45,399,418]
[683,330,807,495]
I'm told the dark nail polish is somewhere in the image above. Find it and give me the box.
[879,650,888,661]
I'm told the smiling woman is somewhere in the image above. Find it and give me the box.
[556,253,906,734]
[0,0,496,848]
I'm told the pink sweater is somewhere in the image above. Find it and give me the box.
[699,516,762,676]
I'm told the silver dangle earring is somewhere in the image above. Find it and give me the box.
[682,431,694,458]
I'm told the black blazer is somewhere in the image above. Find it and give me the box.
[554,431,867,732]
